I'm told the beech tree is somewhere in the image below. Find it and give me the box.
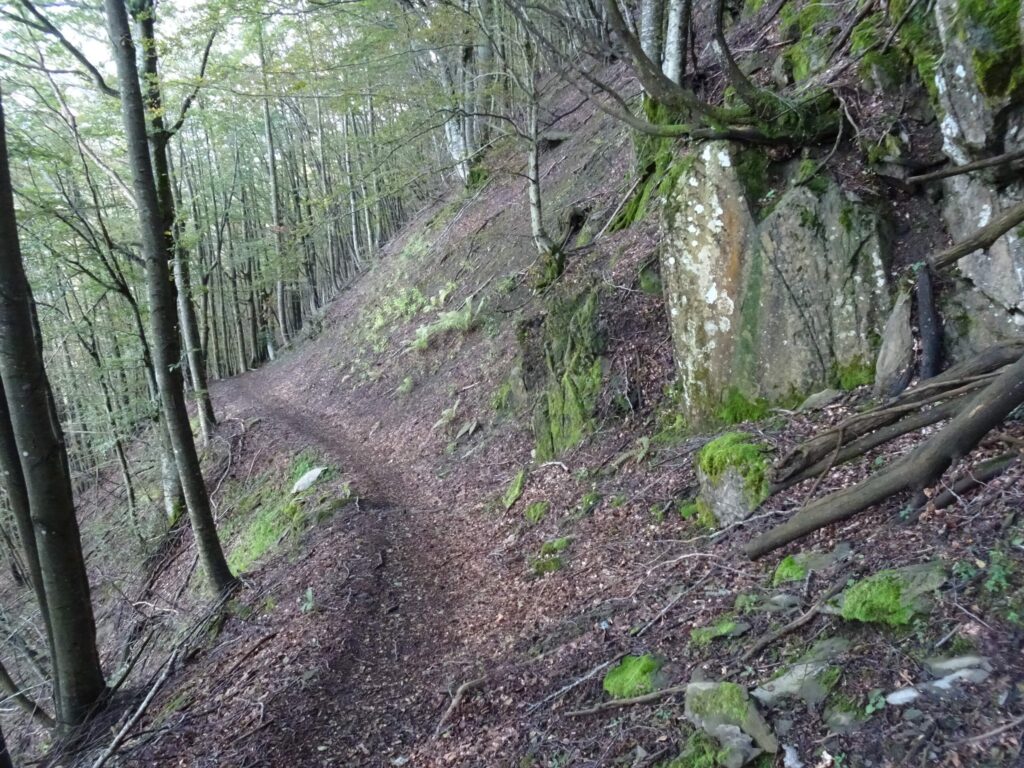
[0,88,106,729]
[104,0,236,594]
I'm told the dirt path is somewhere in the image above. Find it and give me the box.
[122,350,503,768]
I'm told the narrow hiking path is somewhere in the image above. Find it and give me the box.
[127,345,516,767]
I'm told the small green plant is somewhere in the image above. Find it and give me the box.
[299,587,316,614]
[396,376,415,396]
[502,469,526,510]
[734,593,760,614]
[531,556,563,575]
[432,397,461,433]
[609,494,627,508]
[573,490,602,517]
[984,549,1012,593]
[772,554,808,586]
[864,689,886,715]
[602,654,661,699]
[524,500,550,524]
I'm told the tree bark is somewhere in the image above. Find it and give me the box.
[0,89,106,727]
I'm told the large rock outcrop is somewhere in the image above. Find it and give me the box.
[932,0,1024,352]
[661,142,891,427]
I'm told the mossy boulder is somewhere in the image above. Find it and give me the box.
[684,681,778,768]
[530,288,604,460]
[690,617,750,649]
[661,144,890,428]
[696,433,770,526]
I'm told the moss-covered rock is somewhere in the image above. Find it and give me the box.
[690,617,750,649]
[603,654,662,699]
[838,562,946,626]
[696,433,770,527]
[532,288,604,460]
[661,145,890,429]
[684,681,778,766]
[502,469,527,510]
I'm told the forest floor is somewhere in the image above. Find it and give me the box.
[55,71,1023,768]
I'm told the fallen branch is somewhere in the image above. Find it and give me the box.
[741,578,848,661]
[910,452,1019,515]
[746,350,1024,558]
[433,676,486,739]
[526,653,625,714]
[565,683,688,717]
[907,148,1024,186]
[930,200,1024,270]
[91,650,180,768]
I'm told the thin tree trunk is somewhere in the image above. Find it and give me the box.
[105,0,235,594]
[0,89,106,727]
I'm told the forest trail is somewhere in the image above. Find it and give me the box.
[139,345,507,767]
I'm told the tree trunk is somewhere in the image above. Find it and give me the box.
[0,89,106,728]
[105,0,235,594]
[173,245,217,445]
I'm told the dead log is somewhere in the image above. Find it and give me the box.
[746,351,1024,559]
[915,265,942,379]
[909,452,1019,515]
[773,396,963,492]
[774,341,1024,483]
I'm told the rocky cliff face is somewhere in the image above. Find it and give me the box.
[660,142,890,427]
[933,0,1024,353]
[657,0,1024,425]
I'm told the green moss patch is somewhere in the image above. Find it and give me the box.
[690,617,748,649]
[533,288,604,460]
[502,469,527,510]
[687,681,750,721]
[540,537,570,555]
[960,0,1024,99]
[698,432,770,505]
[840,563,945,626]
[834,355,875,390]
[772,554,808,586]
[715,387,770,425]
[603,654,661,699]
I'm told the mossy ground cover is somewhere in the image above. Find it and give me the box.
[222,452,349,574]
[603,654,661,699]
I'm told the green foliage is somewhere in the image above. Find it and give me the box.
[502,469,527,510]
[984,548,1013,593]
[370,287,428,334]
[574,490,602,517]
[602,654,661,699]
[698,432,770,505]
[533,288,604,460]
[690,618,739,649]
[409,298,484,352]
[678,501,700,520]
[540,537,570,555]
[491,380,513,412]
[734,593,760,614]
[841,571,914,626]
[834,356,875,390]
[638,262,662,296]
[772,554,808,586]
[715,388,769,425]
[864,689,887,715]
[524,500,550,524]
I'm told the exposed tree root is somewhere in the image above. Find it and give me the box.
[746,351,1024,559]
[565,683,688,717]
[433,676,486,739]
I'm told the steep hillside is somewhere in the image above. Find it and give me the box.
[83,55,1024,768]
